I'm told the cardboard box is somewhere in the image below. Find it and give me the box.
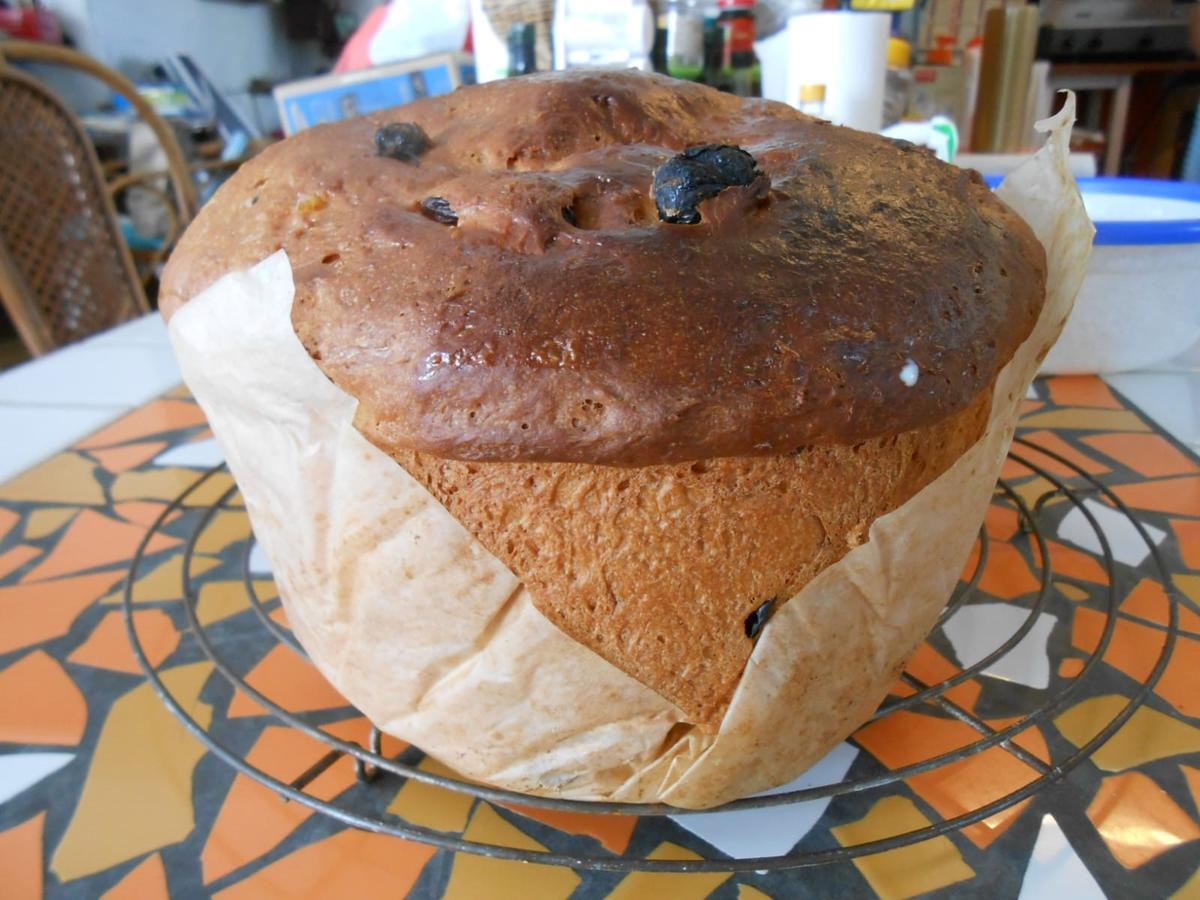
[273,53,475,136]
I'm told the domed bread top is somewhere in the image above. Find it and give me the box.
[161,70,1045,466]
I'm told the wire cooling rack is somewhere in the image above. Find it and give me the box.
[123,435,1183,873]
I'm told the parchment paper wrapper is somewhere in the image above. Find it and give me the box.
[168,98,1093,809]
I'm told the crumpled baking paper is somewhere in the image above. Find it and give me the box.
[167,95,1092,809]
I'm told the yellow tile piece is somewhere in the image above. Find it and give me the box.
[738,886,774,900]
[442,804,580,899]
[195,581,251,626]
[1054,695,1200,771]
[111,468,235,507]
[0,454,105,505]
[607,842,732,900]
[99,555,222,605]
[24,507,79,540]
[831,796,976,900]
[1173,865,1200,899]
[164,385,192,399]
[1055,581,1089,602]
[194,511,252,556]
[50,662,213,882]
[386,756,475,834]
[1174,575,1200,607]
[252,579,278,603]
[1020,409,1151,433]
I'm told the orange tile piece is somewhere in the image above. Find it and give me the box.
[0,545,40,579]
[1019,398,1044,416]
[904,718,1048,850]
[506,804,638,855]
[1084,433,1199,479]
[1001,456,1036,481]
[202,724,367,885]
[1036,540,1109,585]
[1072,607,1200,718]
[100,853,168,900]
[1059,658,1085,677]
[0,650,86,745]
[1112,476,1200,518]
[977,542,1042,599]
[88,442,169,474]
[0,569,125,655]
[22,509,180,583]
[902,643,981,712]
[227,645,351,718]
[854,710,979,770]
[1017,430,1111,477]
[1172,518,1200,570]
[76,400,208,450]
[985,504,1021,542]
[113,501,173,528]
[212,828,436,900]
[1121,578,1200,635]
[0,812,44,900]
[1087,772,1200,868]
[1182,765,1200,815]
[1046,376,1123,410]
[959,540,981,583]
[0,507,17,543]
[68,610,179,674]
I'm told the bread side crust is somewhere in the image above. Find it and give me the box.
[391,386,991,725]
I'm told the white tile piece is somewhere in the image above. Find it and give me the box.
[1017,814,1106,900]
[0,404,128,484]
[0,752,73,806]
[1026,383,1041,400]
[248,541,273,575]
[942,603,1058,689]
[670,742,859,859]
[1057,497,1166,569]
[152,438,224,469]
[0,344,180,409]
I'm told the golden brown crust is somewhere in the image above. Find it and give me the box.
[392,384,991,725]
[161,70,1044,466]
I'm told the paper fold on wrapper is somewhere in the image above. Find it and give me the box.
[168,97,1093,809]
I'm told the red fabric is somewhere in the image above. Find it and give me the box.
[333,5,390,74]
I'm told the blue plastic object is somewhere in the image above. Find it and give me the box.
[984,175,1200,246]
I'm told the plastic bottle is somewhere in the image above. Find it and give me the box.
[662,0,707,81]
[716,0,759,96]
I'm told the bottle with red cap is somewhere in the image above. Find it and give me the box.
[716,0,760,97]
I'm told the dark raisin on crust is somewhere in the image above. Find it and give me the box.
[420,196,459,225]
[653,144,762,225]
[375,122,431,162]
[744,597,777,639]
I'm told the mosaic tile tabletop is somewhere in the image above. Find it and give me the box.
[0,375,1197,899]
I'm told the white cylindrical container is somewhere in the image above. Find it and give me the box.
[784,11,890,132]
[1041,178,1200,374]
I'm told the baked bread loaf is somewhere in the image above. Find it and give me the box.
[162,72,1046,733]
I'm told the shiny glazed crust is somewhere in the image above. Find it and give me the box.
[161,70,1044,466]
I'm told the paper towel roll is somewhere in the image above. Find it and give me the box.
[785,11,890,133]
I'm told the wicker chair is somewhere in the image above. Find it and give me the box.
[0,41,196,355]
